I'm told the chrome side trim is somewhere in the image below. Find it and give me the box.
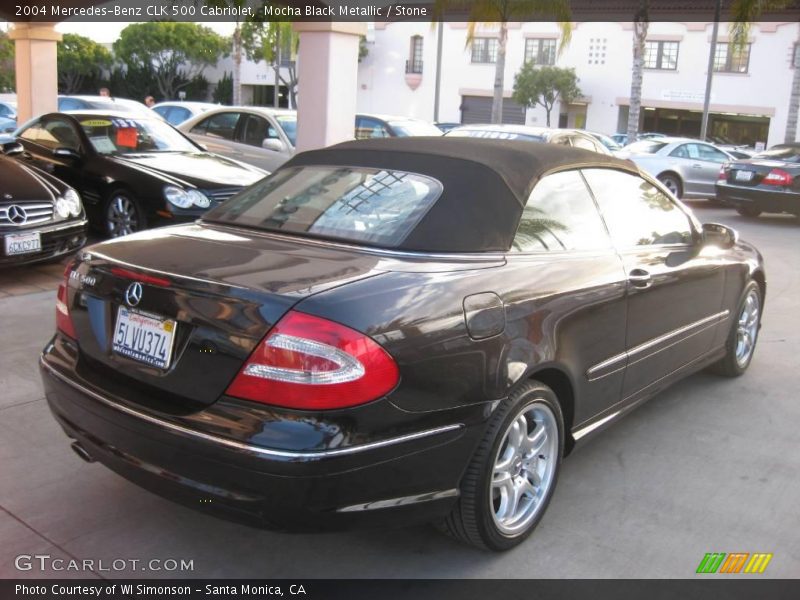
[586,310,730,380]
[40,357,463,461]
[571,410,621,441]
[337,489,460,513]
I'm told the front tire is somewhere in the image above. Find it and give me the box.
[104,191,144,238]
[440,381,564,551]
[658,174,683,199]
[710,280,762,377]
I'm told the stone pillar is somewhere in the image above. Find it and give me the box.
[9,23,62,124]
[292,22,367,152]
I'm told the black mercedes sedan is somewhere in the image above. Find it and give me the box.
[716,143,800,218]
[11,111,266,237]
[0,142,87,267]
[39,138,765,551]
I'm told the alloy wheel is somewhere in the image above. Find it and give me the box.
[490,403,558,536]
[106,195,139,237]
[735,288,760,367]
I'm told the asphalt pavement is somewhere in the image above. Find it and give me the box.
[1,204,798,579]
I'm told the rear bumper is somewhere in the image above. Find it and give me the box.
[40,345,484,530]
[0,219,87,267]
[716,183,800,215]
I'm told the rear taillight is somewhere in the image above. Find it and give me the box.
[225,310,400,410]
[763,168,793,186]
[718,165,728,181]
[56,264,76,339]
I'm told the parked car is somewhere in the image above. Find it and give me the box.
[718,145,758,160]
[40,137,764,551]
[355,113,443,138]
[716,143,800,218]
[58,96,158,120]
[0,141,87,266]
[179,106,297,172]
[0,116,16,133]
[586,131,622,152]
[446,124,611,155]
[619,137,735,199]
[12,111,266,237]
[611,132,666,147]
[151,101,218,126]
[434,122,461,133]
[0,100,17,121]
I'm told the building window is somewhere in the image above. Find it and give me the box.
[714,42,750,73]
[644,41,679,70]
[407,35,423,74]
[525,38,556,65]
[471,38,498,64]
[588,38,607,65]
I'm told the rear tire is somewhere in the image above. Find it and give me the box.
[658,174,683,199]
[709,280,762,377]
[439,380,564,551]
[736,206,762,219]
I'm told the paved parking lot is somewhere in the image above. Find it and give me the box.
[1,204,798,579]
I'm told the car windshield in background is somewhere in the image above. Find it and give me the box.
[78,117,199,155]
[626,140,667,154]
[447,129,546,143]
[276,115,297,146]
[389,120,443,137]
[755,145,800,163]
[203,166,442,248]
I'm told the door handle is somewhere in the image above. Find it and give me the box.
[628,269,652,288]
[692,163,703,169]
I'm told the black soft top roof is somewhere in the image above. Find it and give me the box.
[284,137,637,253]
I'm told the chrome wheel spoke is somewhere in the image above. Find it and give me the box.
[734,289,760,367]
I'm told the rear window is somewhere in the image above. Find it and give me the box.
[203,166,443,248]
[755,145,800,163]
[447,129,546,143]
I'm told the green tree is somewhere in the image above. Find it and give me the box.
[57,33,112,94]
[213,71,233,104]
[512,64,581,127]
[113,22,228,100]
[0,29,14,93]
[434,1,572,124]
[729,0,797,143]
[241,19,299,108]
[203,1,252,105]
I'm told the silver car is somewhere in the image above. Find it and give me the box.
[620,137,735,199]
[178,106,296,172]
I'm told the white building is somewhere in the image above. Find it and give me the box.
[356,21,800,146]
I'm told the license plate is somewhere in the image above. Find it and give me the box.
[112,307,176,369]
[735,170,754,182]
[4,231,41,256]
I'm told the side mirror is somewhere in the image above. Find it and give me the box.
[1,141,24,156]
[262,138,285,152]
[53,147,81,161]
[702,222,737,249]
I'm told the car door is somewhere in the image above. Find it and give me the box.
[187,111,241,159]
[669,143,728,197]
[16,116,84,189]
[582,168,726,400]
[230,112,289,171]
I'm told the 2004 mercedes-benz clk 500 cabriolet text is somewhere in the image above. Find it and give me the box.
[40,138,765,550]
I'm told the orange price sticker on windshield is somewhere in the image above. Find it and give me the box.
[116,127,138,148]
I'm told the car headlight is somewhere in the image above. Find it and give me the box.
[187,189,210,208]
[164,185,192,209]
[55,189,81,218]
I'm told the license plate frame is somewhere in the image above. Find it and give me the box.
[112,306,176,370]
[4,231,42,256]
[735,170,754,182]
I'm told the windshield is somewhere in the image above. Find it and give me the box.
[447,129,546,143]
[203,166,443,248]
[625,140,667,154]
[78,117,199,155]
[276,115,297,146]
[388,120,443,137]
[755,145,800,163]
[593,133,621,150]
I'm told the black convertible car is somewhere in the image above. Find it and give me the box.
[1,142,87,267]
[40,138,765,551]
[12,111,266,237]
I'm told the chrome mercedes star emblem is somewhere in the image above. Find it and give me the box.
[125,282,143,307]
[7,205,27,225]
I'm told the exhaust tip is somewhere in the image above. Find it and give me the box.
[70,441,95,463]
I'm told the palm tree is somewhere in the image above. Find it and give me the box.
[730,0,798,143]
[435,1,571,124]
[626,1,650,143]
[203,0,246,106]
